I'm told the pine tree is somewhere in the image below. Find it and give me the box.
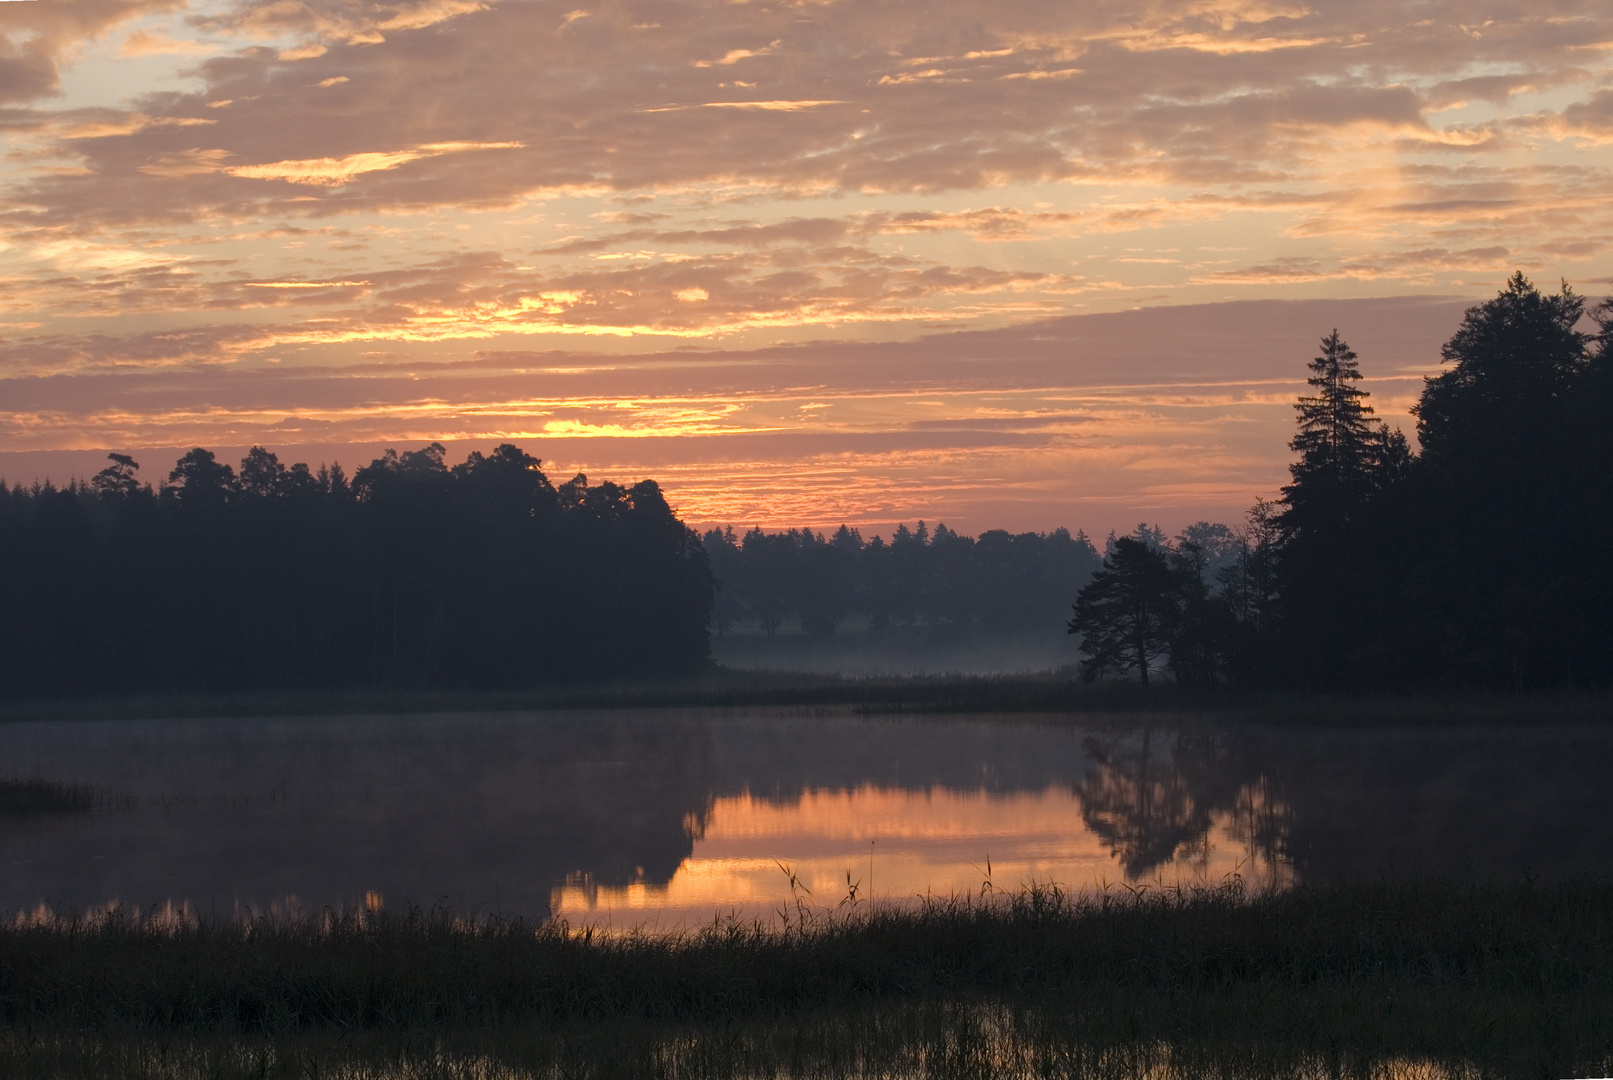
[1067,537,1181,686]
[1274,331,1405,688]
[1280,330,1379,540]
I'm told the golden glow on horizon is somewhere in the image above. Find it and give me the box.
[0,370,1432,529]
[0,377,1426,432]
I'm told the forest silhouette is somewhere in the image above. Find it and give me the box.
[0,273,1607,696]
[1067,273,1611,690]
[686,274,1612,691]
[0,444,712,695]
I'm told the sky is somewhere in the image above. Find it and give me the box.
[2,0,1610,538]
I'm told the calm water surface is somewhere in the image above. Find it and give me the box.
[3,710,1611,924]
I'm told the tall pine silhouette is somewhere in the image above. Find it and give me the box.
[1277,331,1400,687]
[1280,330,1380,541]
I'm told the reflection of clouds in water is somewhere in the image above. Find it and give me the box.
[7,714,1613,924]
[551,775,1291,925]
[0,712,720,919]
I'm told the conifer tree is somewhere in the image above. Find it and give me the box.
[1399,274,1596,687]
[90,453,143,498]
[1415,273,1588,482]
[1067,536,1181,686]
[1279,330,1379,541]
[1274,331,1406,688]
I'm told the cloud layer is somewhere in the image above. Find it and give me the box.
[2,0,1610,528]
[0,297,1471,534]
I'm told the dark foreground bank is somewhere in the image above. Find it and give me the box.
[2,878,1610,1079]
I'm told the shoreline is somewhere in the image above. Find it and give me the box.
[1,670,1610,726]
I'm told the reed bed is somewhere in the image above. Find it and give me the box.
[0,778,96,817]
[0,1018,1525,1080]
[2,877,1611,1078]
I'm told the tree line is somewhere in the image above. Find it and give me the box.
[3,272,1604,697]
[703,522,1104,641]
[0,444,713,696]
[707,274,1610,690]
[1069,273,1612,690]
[701,519,1257,648]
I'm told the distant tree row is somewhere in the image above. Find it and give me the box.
[701,517,1263,648]
[1070,273,1613,690]
[702,521,1103,640]
[0,444,712,697]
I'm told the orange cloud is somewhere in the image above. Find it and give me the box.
[120,30,216,58]
[222,141,525,186]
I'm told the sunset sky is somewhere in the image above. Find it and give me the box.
[2,0,1610,536]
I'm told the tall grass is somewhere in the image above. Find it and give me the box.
[0,1017,1531,1079]
[2,877,1611,1077]
[0,778,96,817]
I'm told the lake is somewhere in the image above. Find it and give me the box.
[4,709,1612,925]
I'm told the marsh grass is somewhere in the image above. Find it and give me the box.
[0,778,96,817]
[2,878,1611,1078]
[0,1017,1526,1080]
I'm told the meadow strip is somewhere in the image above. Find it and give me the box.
[1,878,1610,1076]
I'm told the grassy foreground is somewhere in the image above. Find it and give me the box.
[0,778,96,816]
[2,878,1611,1078]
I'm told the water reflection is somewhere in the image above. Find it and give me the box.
[1076,730,1289,880]
[555,729,1290,924]
[551,783,1280,924]
[1,711,1611,921]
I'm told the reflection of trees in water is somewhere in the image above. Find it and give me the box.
[1076,729,1289,882]
[1076,725,1613,887]
[551,792,720,910]
[552,724,720,895]
[0,714,728,920]
[1246,728,1613,884]
[1224,776,1290,885]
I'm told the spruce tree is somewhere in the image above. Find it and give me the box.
[1274,330,1398,688]
[1279,330,1379,541]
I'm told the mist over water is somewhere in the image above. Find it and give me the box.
[4,711,1613,925]
[711,626,1084,676]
